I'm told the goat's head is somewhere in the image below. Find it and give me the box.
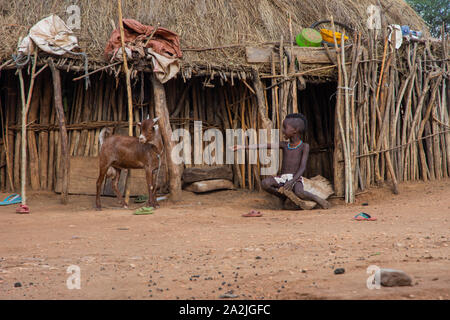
[137,117,162,149]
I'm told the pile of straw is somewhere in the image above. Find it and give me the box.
[0,0,427,69]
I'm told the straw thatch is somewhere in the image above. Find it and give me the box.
[0,0,428,70]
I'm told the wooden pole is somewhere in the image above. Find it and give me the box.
[151,74,182,200]
[331,17,348,199]
[252,69,273,131]
[48,59,70,204]
[340,33,354,203]
[27,73,42,191]
[288,13,298,114]
[18,50,38,206]
[39,71,52,189]
[117,0,134,205]
[18,73,26,199]
[0,99,14,190]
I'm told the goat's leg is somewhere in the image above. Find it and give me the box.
[96,165,108,210]
[111,168,127,208]
[152,168,159,203]
[145,166,159,208]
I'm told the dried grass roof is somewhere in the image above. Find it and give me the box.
[0,0,428,70]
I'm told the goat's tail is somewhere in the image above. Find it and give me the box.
[99,127,114,149]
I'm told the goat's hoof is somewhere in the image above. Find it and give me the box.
[95,207,102,211]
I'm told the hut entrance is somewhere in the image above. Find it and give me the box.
[295,82,336,182]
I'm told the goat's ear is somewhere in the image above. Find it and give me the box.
[153,117,159,123]
[136,122,142,128]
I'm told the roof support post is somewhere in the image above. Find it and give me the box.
[49,59,70,204]
[151,74,182,201]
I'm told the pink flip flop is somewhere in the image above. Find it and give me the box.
[16,204,30,214]
[242,210,263,217]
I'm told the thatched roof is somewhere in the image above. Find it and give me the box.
[0,0,428,72]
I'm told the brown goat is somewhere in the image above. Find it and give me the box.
[96,117,163,210]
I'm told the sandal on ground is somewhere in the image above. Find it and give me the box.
[133,206,154,215]
[242,210,263,217]
[16,204,30,214]
[353,212,377,221]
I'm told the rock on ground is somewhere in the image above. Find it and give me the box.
[380,269,413,287]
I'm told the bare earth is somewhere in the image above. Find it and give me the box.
[0,179,449,300]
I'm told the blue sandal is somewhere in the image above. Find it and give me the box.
[354,212,377,221]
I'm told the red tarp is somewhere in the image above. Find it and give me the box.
[104,19,182,60]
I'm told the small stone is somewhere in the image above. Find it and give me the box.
[255,256,262,260]
[334,268,345,275]
[219,293,238,299]
[380,269,412,287]
[14,282,22,288]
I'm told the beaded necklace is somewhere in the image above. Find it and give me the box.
[287,140,303,150]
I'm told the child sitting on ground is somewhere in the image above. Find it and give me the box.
[231,113,330,209]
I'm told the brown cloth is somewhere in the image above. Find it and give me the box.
[104,19,182,60]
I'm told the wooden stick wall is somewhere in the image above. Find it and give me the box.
[334,31,449,201]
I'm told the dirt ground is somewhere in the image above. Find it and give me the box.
[0,179,449,300]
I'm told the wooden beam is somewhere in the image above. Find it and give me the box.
[246,47,274,63]
[49,59,70,204]
[251,69,272,131]
[246,46,345,64]
[18,51,38,206]
[151,74,182,201]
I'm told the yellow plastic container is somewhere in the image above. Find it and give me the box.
[320,28,349,44]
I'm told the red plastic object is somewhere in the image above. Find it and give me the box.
[16,204,30,214]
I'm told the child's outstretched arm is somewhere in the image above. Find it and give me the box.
[229,143,276,151]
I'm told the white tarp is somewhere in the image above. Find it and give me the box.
[111,47,180,84]
[388,24,403,49]
[147,48,180,84]
[18,15,79,56]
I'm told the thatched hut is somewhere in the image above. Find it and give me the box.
[0,0,448,204]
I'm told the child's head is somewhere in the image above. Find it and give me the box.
[283,113,307,136]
